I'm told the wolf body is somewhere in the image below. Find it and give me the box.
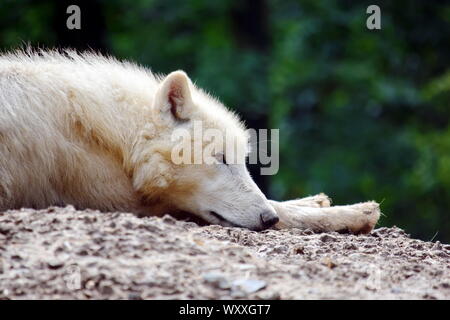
[0,51,380,232]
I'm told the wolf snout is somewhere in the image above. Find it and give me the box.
[260,210,279,229]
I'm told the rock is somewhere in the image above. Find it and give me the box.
[162,215,176,225]
[0,224,12,235]
[344,243,358,250]
[432,241,442,250]
[47,259,65,270]
[256,291,281,300]
[293,245,305,254]
[320,234,337,242]
[99,284,114,296]
[321,257,337,269]
[128,292,142,300]
[123,221,134,229]
[235,264,256,271]
[231,279,267,294]
[202,272,231,289]
[11,255,22,261]
[391,287,403,294]
[300,229,315,235]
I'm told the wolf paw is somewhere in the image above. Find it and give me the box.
[284,193,332,208]
[346,201,381,234]
[314,193,332,207]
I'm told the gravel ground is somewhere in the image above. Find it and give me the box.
[0,206,449,300]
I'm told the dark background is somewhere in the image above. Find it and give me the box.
[1,0,449,242]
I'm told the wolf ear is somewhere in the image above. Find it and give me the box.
[153,71,194,124]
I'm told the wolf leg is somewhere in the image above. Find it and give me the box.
[280,193,332,208]
[269,200,380,234]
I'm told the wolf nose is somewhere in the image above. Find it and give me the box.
[260,210,279,229]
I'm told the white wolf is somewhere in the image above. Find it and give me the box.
[0,50,380,232]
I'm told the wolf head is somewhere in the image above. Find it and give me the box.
[132,71,278,231]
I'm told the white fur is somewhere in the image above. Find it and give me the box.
[0,50,380,232]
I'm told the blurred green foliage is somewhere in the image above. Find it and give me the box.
[0,0,449,241]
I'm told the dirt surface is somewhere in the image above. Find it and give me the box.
[0,206,449,300]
